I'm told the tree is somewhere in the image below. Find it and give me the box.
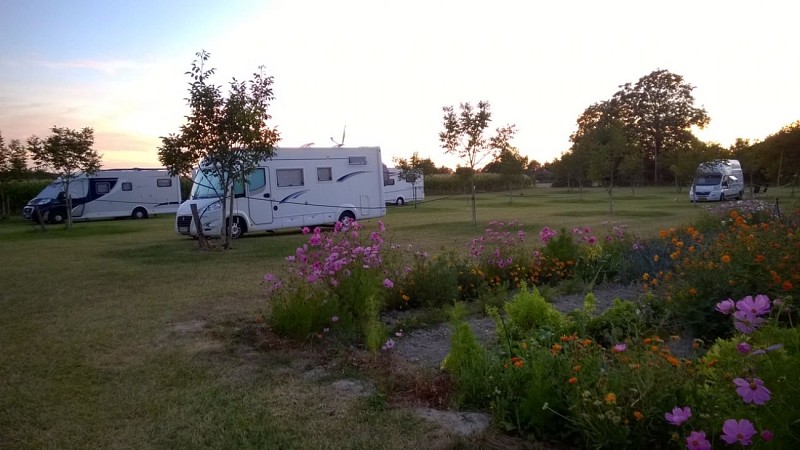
[614,69,709,184]
[439,101,508,225]
[393,152,425,208]
[8,139,28,173]
[579,118,630,213]
[663,139,727,193]
[28,126,101,229]
[158,50,280,249]
[751,121,800,188]
[485,125,526,203]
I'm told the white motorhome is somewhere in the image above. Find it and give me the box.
[23,168,182,224]
[175,147,387,239]
[689,159,745,202]
[383,166,425,206]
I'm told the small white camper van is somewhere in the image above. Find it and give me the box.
[23,168,182,223]
[689,160,745,202]
[383,166,425,206]
[175,147,387,239]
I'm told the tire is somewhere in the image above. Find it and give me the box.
[395,197,405,206]
[338,211,356,224]
[228,217,245,239]
[49,210,66,224]
[132,207,148,219]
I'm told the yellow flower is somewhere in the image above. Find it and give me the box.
[633,411,644,421]
[605,392,617,404]
[653,255,660,262]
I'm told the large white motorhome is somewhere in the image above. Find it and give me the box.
[175,147,387,239]
[23,168,182,224]
[383,166,425,206]
[689,159,745,202]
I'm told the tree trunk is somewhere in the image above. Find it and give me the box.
[190,203,211,250]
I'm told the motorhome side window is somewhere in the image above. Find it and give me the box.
[121,182,132,191]
[317,167,332,182]
[157,179,172,187]
[276,168,304,187]
[348,156,367,165]
[248,169,266,190]
[95,182,111,195]
[383,172,395,186]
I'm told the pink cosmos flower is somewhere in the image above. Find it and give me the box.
[721,418,756,445]
[736,294,771,317]
[612,343,627,353]
[664,406,692,426]
[760,429,774,441]
[733,377,771,405]
[685,430,711,450]
[715,299,735,315]
[736,342,752,354]
[382,278,394,289]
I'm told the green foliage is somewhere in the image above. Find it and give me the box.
[268,283,339,340]
[0,179,52,217]
[394,253,460,308]
[587,299,645,347]
[443,316,492,408]
[503,284,567,340]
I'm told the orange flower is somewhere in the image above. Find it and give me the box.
[642,273,650,281]
[402,294,410,302]
[783,280,793,291]
[572,365,582,372]
[689,287,697,296]
[511,357,524,368]
[643,338,652,345]
[659,230,668,238]
[605,392,617,404]
[568,377,578,384]
[755,254,766,263]
[551,343,563,355]
[582,338,592,347]
[653,255,660,262]
[721,254,731,264]
[633,411,645,421]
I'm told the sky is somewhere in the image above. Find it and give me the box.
[1,0,798,170]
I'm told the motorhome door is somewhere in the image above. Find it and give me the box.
[246,168,273,224]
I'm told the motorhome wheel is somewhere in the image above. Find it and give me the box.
[395,197,405,206]
[132,207,148,219]
[49,210,65,224]
[338,211,356,224]
[229,217,245,239]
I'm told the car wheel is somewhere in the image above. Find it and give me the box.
[49,210,66,224]
[229,217,245,239]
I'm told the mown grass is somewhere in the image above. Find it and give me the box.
[0,186,790,448]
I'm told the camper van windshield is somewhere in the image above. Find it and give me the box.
[191,171,247,199]
[694,174,722,186]
[192,172,224,199]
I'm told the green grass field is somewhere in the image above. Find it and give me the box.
[0,186,790,448]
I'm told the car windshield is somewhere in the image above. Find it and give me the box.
[191,170,247,199]
[694,174,722,186]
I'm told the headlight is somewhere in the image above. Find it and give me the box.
[205,202,222,213]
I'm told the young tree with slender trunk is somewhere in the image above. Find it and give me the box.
[28,127,101,229]
[440,101,511,225]
[158,50,280,249]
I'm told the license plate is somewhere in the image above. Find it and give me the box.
[178,226,189,234]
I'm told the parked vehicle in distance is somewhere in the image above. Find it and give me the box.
[383,166,425,206]
[689,159,745,202]
[23,168,182,224]
[175,147,387,239]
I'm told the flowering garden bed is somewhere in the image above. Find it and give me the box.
[263,203,799,449]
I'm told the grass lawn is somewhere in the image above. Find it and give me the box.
[0,186,786,448]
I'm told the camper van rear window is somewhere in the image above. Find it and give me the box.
[157,179,172,187]
[348,156,367,165]
[317,167,332,182]
[276,168,304,187]
[122,182,133,191]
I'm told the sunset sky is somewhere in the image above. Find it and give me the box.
[1,0,798,169]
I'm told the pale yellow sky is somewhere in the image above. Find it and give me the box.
[1,0,798,169]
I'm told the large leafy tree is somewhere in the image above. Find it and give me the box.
[750,121,800,188]
[28,126,101,229]
[439,101,509,225]
[614,69,709,184]
[158,50,280,249]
